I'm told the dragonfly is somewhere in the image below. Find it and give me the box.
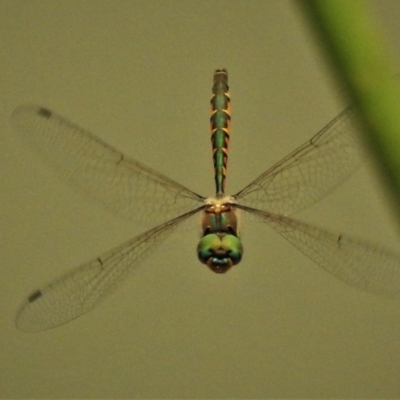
[11,69,400,332]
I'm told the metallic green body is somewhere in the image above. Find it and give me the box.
[196,70,242,273]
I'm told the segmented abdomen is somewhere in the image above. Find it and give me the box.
[210,69,231,196]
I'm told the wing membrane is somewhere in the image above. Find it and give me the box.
[235,108,362,216]
[11,105,204,230]
[240,205,400,299]
[15,207,203,332]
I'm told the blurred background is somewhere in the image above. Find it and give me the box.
[1,0,400,397]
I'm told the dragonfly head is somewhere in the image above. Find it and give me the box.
[197,233,243,274]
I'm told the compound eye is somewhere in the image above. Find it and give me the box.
[197,234,243,273]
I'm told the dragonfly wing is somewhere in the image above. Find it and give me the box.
[15,207,203,332]
[11,105,204,229]
[234,108,362,216]
[241,205,400,299]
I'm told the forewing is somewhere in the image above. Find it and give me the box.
[15,207,202,332]
[235,108,362,216]
[242,206,400,299]
[11,105,204,229]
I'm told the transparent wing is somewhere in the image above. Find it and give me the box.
[11,105,204,230]
[240,205,400,299]
[15,207,203,332]
[234,108,362,216]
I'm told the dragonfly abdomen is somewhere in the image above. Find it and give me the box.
[210,69,230,196]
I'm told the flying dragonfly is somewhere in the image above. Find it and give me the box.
[11,69,400,332]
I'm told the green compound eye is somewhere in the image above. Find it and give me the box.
[197,233,243,273]
[220,234,243,264]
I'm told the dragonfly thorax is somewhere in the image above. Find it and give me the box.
[197,197,243,273]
